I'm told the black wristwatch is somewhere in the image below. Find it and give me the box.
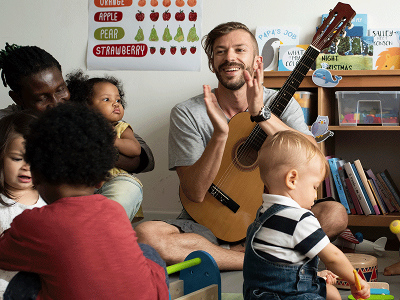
[250,105,271,123]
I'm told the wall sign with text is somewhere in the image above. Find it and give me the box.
[87,0,202,71]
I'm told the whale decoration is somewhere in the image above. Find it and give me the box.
[312,63,342,87]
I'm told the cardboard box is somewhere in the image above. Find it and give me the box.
[336,91,400,126]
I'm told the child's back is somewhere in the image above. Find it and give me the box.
[4,194,165,299]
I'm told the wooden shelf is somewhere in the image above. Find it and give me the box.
[348,213,400,227]
[265,70,400,227]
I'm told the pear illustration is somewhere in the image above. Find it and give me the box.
[174,26,184,42]
[187,24,199,42]
[162,26,172,42]
[135,27,144,42]
[149,25,159,42]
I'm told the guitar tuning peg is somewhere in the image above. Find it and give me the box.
[347,22,354,29]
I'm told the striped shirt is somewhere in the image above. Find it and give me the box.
[253,194,330,265]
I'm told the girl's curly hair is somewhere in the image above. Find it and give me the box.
[66,69,126,109]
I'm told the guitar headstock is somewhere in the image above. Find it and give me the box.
[312,2,356,51]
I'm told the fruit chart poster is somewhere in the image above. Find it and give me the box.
[87,0,202,71]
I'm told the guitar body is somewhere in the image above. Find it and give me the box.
[179,2,356,243]
[180,112,264,242]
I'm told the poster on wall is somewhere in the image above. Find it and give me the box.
[87,0,202,71]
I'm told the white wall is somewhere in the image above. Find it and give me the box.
[1,0,400,219]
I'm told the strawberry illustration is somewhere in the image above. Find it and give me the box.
[150,10,159,21]
[136,11,145,21]
[170,46,177,55]
[180,47,187,55]
[188,10,197,21]
[175,10,185,21]
[160,47,166,55]
[190,46,196,54]
[150,47,156,54]
[162,10,171,21]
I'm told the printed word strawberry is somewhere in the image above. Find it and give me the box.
[188,10,197,21]
[150,47,156,54]
[180,47,187,55]
[160,47,166,55]
[170,46,177,55]
[136,11,145,21]
[175,10,185,21]
[190,46,196,54]
[150,10,159,21]
[162,10,171,21]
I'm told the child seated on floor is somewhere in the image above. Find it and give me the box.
[0,111,46,298]
[0,103,168,300]
[243,130,370,300]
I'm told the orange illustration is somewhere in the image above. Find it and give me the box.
[376,47,400,70]
[151,0,158,6]
[175,0,185,7]
[163,0,171,7]
[187,0,196,7]
[138,0,146,7]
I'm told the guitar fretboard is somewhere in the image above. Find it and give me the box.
[247,46,320,152]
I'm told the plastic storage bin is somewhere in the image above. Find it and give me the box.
[336,91,400,126]
[293,91,314,125]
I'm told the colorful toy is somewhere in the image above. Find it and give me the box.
[334,253,378,289]
[333,229,387,256]
[167,250,221,300]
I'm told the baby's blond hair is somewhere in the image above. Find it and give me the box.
[258,131,328,185]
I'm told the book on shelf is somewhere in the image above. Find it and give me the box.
[255,27,300,71]
[367,179,388,214]
[325,156,337,200]
[353,159,380,215]
[380,169,400,207]
[365,169,395,213]
[352,163,375,214]
[336,159,356,215]
[328,157,351,214]
[343,162,372,216]
[278,45,316,71]
[369,28,400,70]
[345,177,364,214]
[376,172,400,211]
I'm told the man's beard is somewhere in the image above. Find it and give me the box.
[215,62,253,91]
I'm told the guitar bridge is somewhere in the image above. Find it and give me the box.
[208,184,240,213]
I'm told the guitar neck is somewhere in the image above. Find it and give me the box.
[250,46,320,152]
[269,46,320,117]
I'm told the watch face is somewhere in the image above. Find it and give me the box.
[261,106,271,120]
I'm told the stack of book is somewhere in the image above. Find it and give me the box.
[325,157,400,215]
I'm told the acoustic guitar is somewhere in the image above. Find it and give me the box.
[180,2,356,242]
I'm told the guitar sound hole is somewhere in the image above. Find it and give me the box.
[232,140,259,171]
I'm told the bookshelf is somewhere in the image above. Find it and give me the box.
[264,70,400,227]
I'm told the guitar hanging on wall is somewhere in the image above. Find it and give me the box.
[180,2,356,242]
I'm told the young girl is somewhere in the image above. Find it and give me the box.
[0,110,46,298]
[66,70,144,222]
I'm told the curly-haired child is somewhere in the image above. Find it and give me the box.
[243,131,370,300]
[0,111,46,298]
[0,103,168,300]
[66,70,145,222]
